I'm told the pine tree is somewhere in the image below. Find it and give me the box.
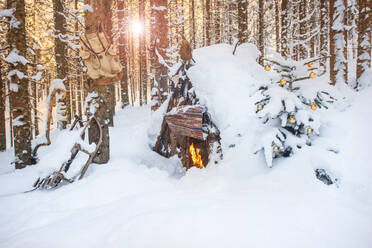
[53,0,70,129]
[330,0,347,85]
[6,0,33,168]
[117,0,130,108]
[139,0,148,105]
[274,0,280,53]
[356,0,371,87]
[214,0,222,43]
[237,0,248,43]
[320,0,329,69]
[84,0,115,164]
[281,0,289,58]
[205,0,212,45]
[255,60,336,167]
[257,0,264,64]
[190,0,196,48]
[150,0,169,104]
[0,60,5,151]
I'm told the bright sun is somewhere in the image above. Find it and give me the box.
[132,20,143,35]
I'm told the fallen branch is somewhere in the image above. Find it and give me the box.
[32,80,66,157]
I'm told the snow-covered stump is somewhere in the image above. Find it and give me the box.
[153,75,222,169]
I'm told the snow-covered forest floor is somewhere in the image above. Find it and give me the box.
[0,44,371,248]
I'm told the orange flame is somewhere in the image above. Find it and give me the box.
[189,143,204,168]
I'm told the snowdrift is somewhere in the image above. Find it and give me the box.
[0,44,371,248]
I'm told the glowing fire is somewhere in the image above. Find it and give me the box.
[189,143,204,168]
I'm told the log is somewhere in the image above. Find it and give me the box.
[165,105,206,140]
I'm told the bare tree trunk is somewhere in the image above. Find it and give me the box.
[320,0,329,69]
[53,0,70,129]
[309,0,316,58]
[298,0,307,60]
[75,0,83,117]
[343,0,348,84]
[84,0,114,164]
[190,0,196,48]
[356,0,371,87]
[150,0,169,103]
[237,0,248,43]
[117,0,129,108]
[330,0,347,85]
[258,0,264,64]
[205,0,212,45]
[214,0,222,43]
[139,0,148,105]
[275,0,280,53]
[0,60,6,151]
[7,0,33,168]
[105,7,115,126]
[281,0,289,58]
[291,1,299,60]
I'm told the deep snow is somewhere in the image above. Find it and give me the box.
[0,44,371,248]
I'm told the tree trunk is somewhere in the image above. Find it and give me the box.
[281,0,289,58]
[237,0,248,43]
[117,0,129,108]
[0,60,6,151]
[291,1,299,60]
[320,0,329,69]
[205,0,212,46]
[190,0,196,48]
[343,0,348,84]
[330,0,347,85]
[53,0,70,129]
[298,0,307,60]
[84,0,114,164]
[150,0,169,103]
[214,0,222,43]
[7,0,33,168]
[309,0,316,58]
[275,0,280,53]
[356,0,371,87]
[257,0,264,64]
[139,0,148,105]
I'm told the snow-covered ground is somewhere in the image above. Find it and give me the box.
[0,44,371,248]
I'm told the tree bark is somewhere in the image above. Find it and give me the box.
[7,0,33,168]
[214,0,222,43]
[330,0,347,85]
[320,0,329,68]
[53,0,70,129]
[298,0,307,60]
[139,0,148,105]
[274,0,280,53]
[356,0,371,87]
[237,0,248,43]
[281,0,289,58]
[190,0,196,48]
[150,0,169,103]
[258,0,264,64]
[117,0,129,108]
[84,0,114,164]
[0,60,6,151]
[205,0,212,46]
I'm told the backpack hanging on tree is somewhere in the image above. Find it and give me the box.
[80,28,122,82]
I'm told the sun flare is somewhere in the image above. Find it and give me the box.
[132,20,143,35]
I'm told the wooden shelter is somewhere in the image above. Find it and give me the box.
[153,66,222,169]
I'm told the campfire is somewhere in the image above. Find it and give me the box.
[154,104,222,170]
[189,143,204,168]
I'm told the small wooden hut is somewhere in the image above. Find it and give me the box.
[153,66,222,169]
